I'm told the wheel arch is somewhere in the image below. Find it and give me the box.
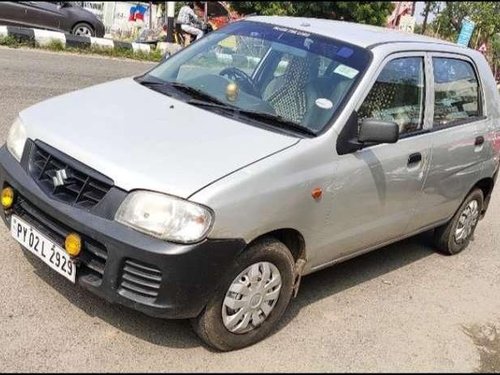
[247,228,306,263]
[473,175,496,217]
[474,177,495,199]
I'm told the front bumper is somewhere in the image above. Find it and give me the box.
[0,146,246,319]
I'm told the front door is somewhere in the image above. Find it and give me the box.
[313,53,433,268]
[0,2,30,27]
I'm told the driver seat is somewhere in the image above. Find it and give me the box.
[263,56,319,124]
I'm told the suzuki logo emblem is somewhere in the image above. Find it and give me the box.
[52,169,68,187]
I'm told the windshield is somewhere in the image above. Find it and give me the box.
[145,20,371,135]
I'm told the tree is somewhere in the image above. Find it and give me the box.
[420,1,439,35]
[432,2,500,46]
[430,2,500,77]
[228,2,395,26]
[492,33,500,82]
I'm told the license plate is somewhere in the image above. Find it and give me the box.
[11,215,76,283]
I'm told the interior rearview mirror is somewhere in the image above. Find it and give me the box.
[358,119,399,145]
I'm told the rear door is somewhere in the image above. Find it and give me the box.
[407,53,487,231]
[24,1,63,30]
[0,2,29,27]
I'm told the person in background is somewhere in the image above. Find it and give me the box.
[177,2,204,41]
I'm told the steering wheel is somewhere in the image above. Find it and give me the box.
[219,67,259,96]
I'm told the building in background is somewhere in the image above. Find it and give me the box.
[387,1,415,31]
[77,2,160,38]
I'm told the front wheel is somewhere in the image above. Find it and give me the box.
[433,189,483,255]
[72,23,95,37]
[191,237,295,351]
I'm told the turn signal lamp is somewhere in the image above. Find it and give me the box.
[1,187,14,209]
[65,233,82,257]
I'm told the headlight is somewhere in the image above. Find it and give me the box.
[7,117,27,162]
[115,191,214,243]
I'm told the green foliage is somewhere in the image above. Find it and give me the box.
[44,39,65,51]
[0,34,34,47]
[432,2,500,45]
[0,35,22,47]
[420,1,439,35]
[493,34,500,58]
[430,2,499,75]
[492,33,500,80]
[229,2,395,26]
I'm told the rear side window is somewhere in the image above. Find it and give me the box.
[432,57,481,127]
[358,57,425,136]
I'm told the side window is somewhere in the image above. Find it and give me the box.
[432,57,481,127]
[358,57,425,136]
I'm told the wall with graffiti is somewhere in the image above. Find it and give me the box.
[80,2,161,40]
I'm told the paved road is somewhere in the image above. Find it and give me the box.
[0,47,499,372]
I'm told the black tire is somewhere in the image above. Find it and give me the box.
[191,237,295,351]
[71,22,95,37]
[433,189,483,255]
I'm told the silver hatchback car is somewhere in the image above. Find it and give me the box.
[1,16,500,351]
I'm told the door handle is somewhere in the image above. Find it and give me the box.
[475,136,485,146]
[408,152,422,167]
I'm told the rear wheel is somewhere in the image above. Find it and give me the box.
[433,189,483,255]
[191,237,295,351]
[72,23,94,37]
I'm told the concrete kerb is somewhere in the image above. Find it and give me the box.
[0,25,165,55]
[0,25,8,38]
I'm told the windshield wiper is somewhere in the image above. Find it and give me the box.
[189,100,316,136]
[136,77,175,97]
[168,81,232,106]
[236,110,317,136]
[137,79,222,104]
[137,77,316,137]
[187,98,239,111]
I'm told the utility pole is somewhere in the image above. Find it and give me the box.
[166,1,175,43]
[149,1,153,30]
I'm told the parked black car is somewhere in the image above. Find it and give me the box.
[0,1,105,37]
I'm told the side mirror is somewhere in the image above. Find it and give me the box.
[358,119,399,145]
[336,112,399,156]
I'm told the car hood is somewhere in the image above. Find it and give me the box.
[20,78,299,199]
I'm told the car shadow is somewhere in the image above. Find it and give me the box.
[22,250,201,350]
[23,230,437,351]
[275,230,437,332]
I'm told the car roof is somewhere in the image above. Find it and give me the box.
[246,16,458,49]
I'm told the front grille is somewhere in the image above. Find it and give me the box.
[120,259,162,300]
[13,196,108,286]
[29,143,112,209]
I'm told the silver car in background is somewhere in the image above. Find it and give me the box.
[1,16,499,351]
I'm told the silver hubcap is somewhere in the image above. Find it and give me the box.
[222,262,282,334]
[74,26,92,37]
[454,200,480,243]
